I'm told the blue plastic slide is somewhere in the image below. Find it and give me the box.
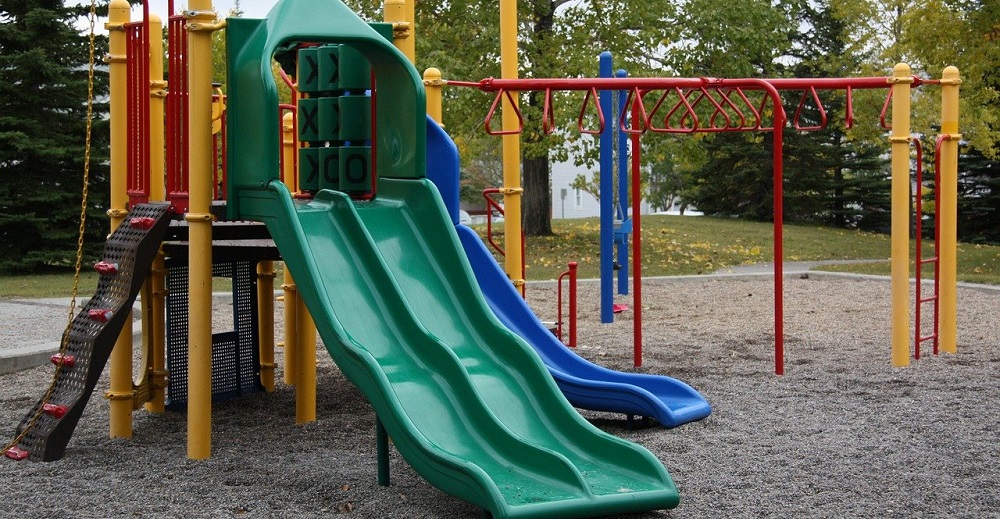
[426,117,711,427]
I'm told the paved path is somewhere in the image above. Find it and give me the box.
[6,258,994,375]
[710,259,886,275]
[0,298,141,375]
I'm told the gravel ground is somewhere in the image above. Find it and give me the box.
[1,276,998,518]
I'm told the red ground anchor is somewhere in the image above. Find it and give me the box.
[43,403,69,419]
[4,446,29,461]
[93,261,120,275]
[88,309,114,323]
[50,353,76,368]
[129,216,156,230]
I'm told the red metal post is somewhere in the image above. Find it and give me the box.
[557,268,566,342]
[631,94,643,367]
[568,262,577,348]
[772,89,786,376]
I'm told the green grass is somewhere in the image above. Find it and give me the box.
[816,241,1000,283]
[0,270,238,299]
[2,215,998,299]
[0,271,101,299]
[475,215,1000,283]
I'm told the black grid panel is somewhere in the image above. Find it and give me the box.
[165,260,263,411]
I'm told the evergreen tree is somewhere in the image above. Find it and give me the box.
[684,1,893,228]
[957,147,1000,243]
[0,0,109,273]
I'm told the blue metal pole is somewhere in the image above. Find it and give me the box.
[599,51,613,323]
[616,68,630,295]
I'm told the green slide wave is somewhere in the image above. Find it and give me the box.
[237,181,679,518]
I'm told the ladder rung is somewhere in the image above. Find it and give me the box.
[918,296,938,304]
[918,257,938,265]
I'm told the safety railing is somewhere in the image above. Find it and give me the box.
[125,20,150,207]
[556,262,578,347]
[165,14,189,213]
[482,188,526,288]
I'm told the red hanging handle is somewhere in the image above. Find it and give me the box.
[484,89,524,136]
[792,87,828,131]
[577,87,605,135]
[618,87,648,135]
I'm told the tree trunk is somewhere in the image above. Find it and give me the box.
[522,154,553,235]
[521,0,556,237]
[833,165,845,227]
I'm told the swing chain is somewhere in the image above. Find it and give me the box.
[2,0,99,459]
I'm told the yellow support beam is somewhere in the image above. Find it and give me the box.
[938,66,961,354]
[145,250,168,413]
[383,0,414,63]
[423,68,444,125]
[145,14,168,415]
[889,63,913,368]
[499,0,524,294]
[280,112,298,386]
[295,293,317,424]
[106,0,133,439]
[258,262,277,392]
[185,0,217,460]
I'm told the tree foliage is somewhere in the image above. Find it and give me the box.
[0,0,110,273]
[414,0,676,235]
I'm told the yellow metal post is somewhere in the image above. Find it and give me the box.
[106,0,133,439]
[423,68,444,125]
[281,269,299,386]
[499,0,524,294]
[383,0,414,63]
[257,261,277,391]
[148,14,167,202]
[185,1,218,460]
[146,14,169,414]
[938,66,961,354]
[295,294,317,423]
[280,112,298,386]
[146,250,168,413]
[889,63,913,367]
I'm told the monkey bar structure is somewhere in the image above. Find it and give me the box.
[449,66,960,375]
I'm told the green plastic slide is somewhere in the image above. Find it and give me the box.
[226,0,680,515]
[237,182,679,518]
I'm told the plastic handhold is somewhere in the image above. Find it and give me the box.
[129,216,156,230]
[88,309,114,323]
[93,261,119,275]
[50,353,76,368]
[43,403,69,419]
[4,446,28,461]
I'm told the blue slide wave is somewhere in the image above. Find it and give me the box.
[426,117,711,427]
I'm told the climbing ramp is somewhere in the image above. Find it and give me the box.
[8,203,172,461]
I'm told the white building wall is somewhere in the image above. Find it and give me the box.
[550,159,653,219]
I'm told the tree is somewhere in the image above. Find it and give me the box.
[0,0,110,273]
[665,0,799,221]
[415,0,677,236]
[956,147,1000,243]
